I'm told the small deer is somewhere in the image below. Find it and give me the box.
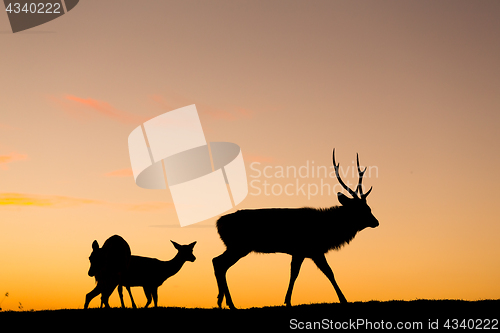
[118,241,197,308]
[213,149,379,309]
[84,235,131,309]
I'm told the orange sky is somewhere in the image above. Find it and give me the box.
[1,0,499,311]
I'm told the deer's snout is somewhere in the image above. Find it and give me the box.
[371,217,379,228]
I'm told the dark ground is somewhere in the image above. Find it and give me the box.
[1,300,498,331]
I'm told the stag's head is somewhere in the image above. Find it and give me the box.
[333,149,379,229]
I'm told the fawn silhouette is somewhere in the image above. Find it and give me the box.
[84,235,131,309]
[213,149,379,309]
[118,241,197,308]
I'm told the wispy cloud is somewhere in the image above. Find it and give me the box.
[0,193,98,208]
[203,107,252,121]
[0,152,28,170]
[66,95,147,124]
[149,224,214,228]
[149,93,255,121]
[121,202,173,211]
[50,95,147,125]
[0,122,19,130]
[148,93,191,112]
[104,168,133,177]
[244,153,276,164]
[0,192,173,211]
[51,92,256,125]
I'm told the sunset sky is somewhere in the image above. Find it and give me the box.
[1,0,499,311]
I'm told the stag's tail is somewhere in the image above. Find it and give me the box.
[215,214,231,247]
[216,211,251,248]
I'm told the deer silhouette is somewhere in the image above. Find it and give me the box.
[84,235,131,309]
[213,149,379,309]
[117,241,197,308]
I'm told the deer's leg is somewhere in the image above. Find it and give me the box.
[213,249,250,310]
[143,286,153,308]
[118,285,125,308]
[126,286,137,309]
[312,254,347,303]
[84,284,101,309]
[152,288,159,307]
[100,282,118,308]
[284,255,305,307]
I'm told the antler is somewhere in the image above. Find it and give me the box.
[332,149,359,198]
[356,153,372,198]
[333,149,372,199]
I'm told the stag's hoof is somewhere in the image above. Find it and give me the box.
[226,301,237,310]
[217,296,223,308]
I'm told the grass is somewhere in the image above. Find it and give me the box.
[0,299,498,331]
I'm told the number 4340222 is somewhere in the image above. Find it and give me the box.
[5,2,62,14]
[444,318,498,330]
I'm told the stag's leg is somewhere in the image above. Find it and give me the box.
[213,248,250,309]
[284,255,305,307]
[126,286,137,309]
[84,284,101,309]
[312,254,347,303]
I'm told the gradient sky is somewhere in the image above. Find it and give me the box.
[1,0,499,311]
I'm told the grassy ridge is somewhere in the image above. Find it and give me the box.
[1,300,499,331]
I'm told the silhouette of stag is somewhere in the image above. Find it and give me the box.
[118,241,196,308]
[84,235,131,309]
[213,149,379,309]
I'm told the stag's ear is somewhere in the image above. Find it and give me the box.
[188,241,197,249]
[92,240,99,250]
[171,240,180,249]
[337,192,353,206]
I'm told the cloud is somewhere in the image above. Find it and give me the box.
[50,95,147,125]
[0,123,18,130]
[66,95,148,124]
[202,107,250,121]
[0,193,99,208]
[149,93,255,121]
[0,192,173,211]
[234,107,253,119]
[104,168,133,177]
[119,202,174,211]
[244,154,276,164]
[149,93,191,112]
[0,152,28,170]
[149,224,214,228]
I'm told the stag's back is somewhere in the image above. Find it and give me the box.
[216,207,356,256]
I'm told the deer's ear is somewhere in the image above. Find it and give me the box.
[337,192,353,206]
[92,240,99,250]
[188,241,197,248]
[171,240,180,249]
